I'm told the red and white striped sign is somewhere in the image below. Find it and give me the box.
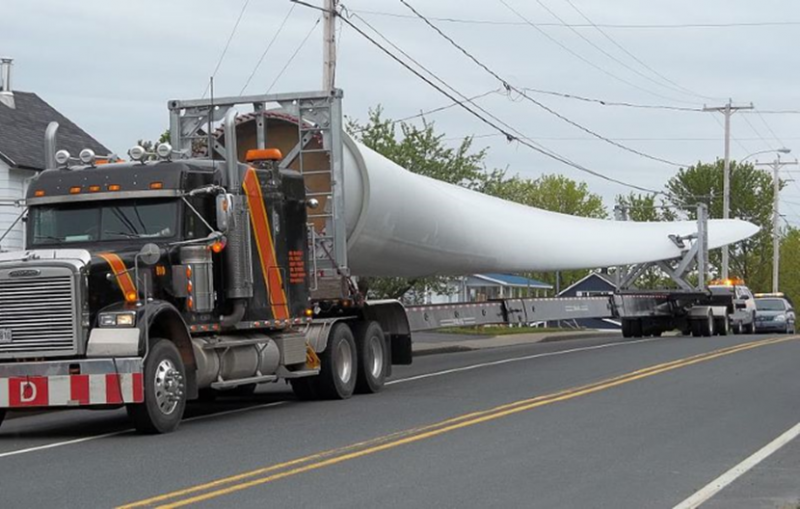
[0,373,143,408]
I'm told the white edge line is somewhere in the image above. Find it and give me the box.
[672,421,800,509]
[387,337,658,386]
[0,401,287,460]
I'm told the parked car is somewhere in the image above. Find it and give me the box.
[754,296,796,334]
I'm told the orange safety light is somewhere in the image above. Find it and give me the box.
[210,240,226,253]
[186,266,192,279]
[245,148,283,162]
[305,308,314,317]
[108,184,121,192]
[69,186,82,194]
[155,265,166,277]
[187,297,194,310]
[34,190,45,197]
[187,281,193,294]
[149,182,164,190]
[88,185,101,192]
[125,291,138,303]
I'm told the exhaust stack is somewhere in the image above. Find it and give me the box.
[0,58,14,109]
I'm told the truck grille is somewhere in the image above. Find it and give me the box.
[0,274,78,358]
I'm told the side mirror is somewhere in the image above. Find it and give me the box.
[138,243,161,266]
[216,193,233,232]
[735,302,746,310]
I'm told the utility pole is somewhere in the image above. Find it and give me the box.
[756,157,798,292]
[703,99,754,279]
[322,0,338,92]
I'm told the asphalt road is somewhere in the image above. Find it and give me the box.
[1,333,799,508]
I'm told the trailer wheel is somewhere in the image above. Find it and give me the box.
[621,319,633,338]
[314,322,357,400]
[631,319,643,338]
[353,321,387,394]
[701,313,715,337]
[127,339,186,434]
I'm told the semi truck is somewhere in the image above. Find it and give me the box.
[0,90,618,433]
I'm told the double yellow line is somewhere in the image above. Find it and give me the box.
[119,335,798,508]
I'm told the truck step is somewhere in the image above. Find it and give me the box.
[276,368,320,379]
[211,374,278,389]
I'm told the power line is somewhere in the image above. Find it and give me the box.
[397,0,688,167]
[742,114,775,151]
[531,0,710,102]
[497,0,700,105]
[352,9,800,29]
[519,87,703,111]
[560,0,720,102]
[202,0,251,98]
[443,133,800,143]
[755,110,788,148]
[335,12,665,195]
[266,16,321,94]
[240,4,297,95]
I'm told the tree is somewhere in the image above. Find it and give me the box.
[666,159,778,290]
[347,107,492,301]
[779,227,800,305]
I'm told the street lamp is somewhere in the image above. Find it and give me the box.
[741,147,791,162]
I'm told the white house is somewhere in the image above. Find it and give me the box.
[0,58,109,251]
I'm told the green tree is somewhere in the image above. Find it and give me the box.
[779,227,800,305]
[666,159,778,290]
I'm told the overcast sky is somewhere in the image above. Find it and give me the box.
[3,0,799,219]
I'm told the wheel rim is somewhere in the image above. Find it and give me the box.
[368,334,384,379]
[154,359,182,415]
[335,339,353,384]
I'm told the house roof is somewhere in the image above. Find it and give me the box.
[471,273,553,290]
[557,271,616,296]
[0,91,110,170]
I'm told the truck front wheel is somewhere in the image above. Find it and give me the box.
[354,321,387,394]
[127,339,187,434]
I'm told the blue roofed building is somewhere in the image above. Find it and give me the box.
[426,273,553,304]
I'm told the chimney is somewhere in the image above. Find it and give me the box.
[0,58,15,109]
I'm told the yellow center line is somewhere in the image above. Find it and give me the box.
[118,335,799,509]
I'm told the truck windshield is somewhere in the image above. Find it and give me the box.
[30,199,178,245]
[755,299,786,311]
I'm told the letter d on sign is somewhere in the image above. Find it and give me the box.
[9,377,48,406]
[20,381,37,403]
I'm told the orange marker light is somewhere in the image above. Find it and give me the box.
[186,266,192,279]
[125,291,138,303]
[69,186,81,194]
[187,281,193,293]
[108,184,121,192]
[88,185,101,192]
[34,190,45,197]
[210,241,225,253]
[155,265,166,277]
[149,182,163,190]
[187,297,194,310]
[245,148,283,162]
[305,308,314,317]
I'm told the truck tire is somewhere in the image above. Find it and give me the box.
[691,320,702,337]
[631,319,643,338]
[701,313,715,337]
[353,321,387,394]
[715,317,729,336]
[127,339,187,434]
[314,322,357,400]
[621,319,633,338]
[743,314,755,334]
[0,409,5,430]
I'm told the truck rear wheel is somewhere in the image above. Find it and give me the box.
[314,323,357,400]
[353,321,387,394]
[715,317,729,336]
[127,339,187,434]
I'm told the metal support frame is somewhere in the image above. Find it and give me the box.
[166,89,350,291]
[616,204,709,292]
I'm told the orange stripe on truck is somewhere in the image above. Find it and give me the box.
[98,252,137,302]
[242,167,290,320]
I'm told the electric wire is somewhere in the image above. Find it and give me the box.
[742,115,776,151]
[240,3,297,95]
[520,87,703,111]
[498,0,701,105]
[352,10,800,29]
[560,0,721,101]
[397,0,688,167]
[266,15,322,94]
[202,0,251,99]
[755,111,788,148]
[338,12,666,194]
[531,0,709,102]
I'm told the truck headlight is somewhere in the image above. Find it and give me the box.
[775,314,786,322]
[99,312,137,327]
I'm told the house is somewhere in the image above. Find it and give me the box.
[427,273,553,304]
[0,58,110,250]
[557,271,619,330]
